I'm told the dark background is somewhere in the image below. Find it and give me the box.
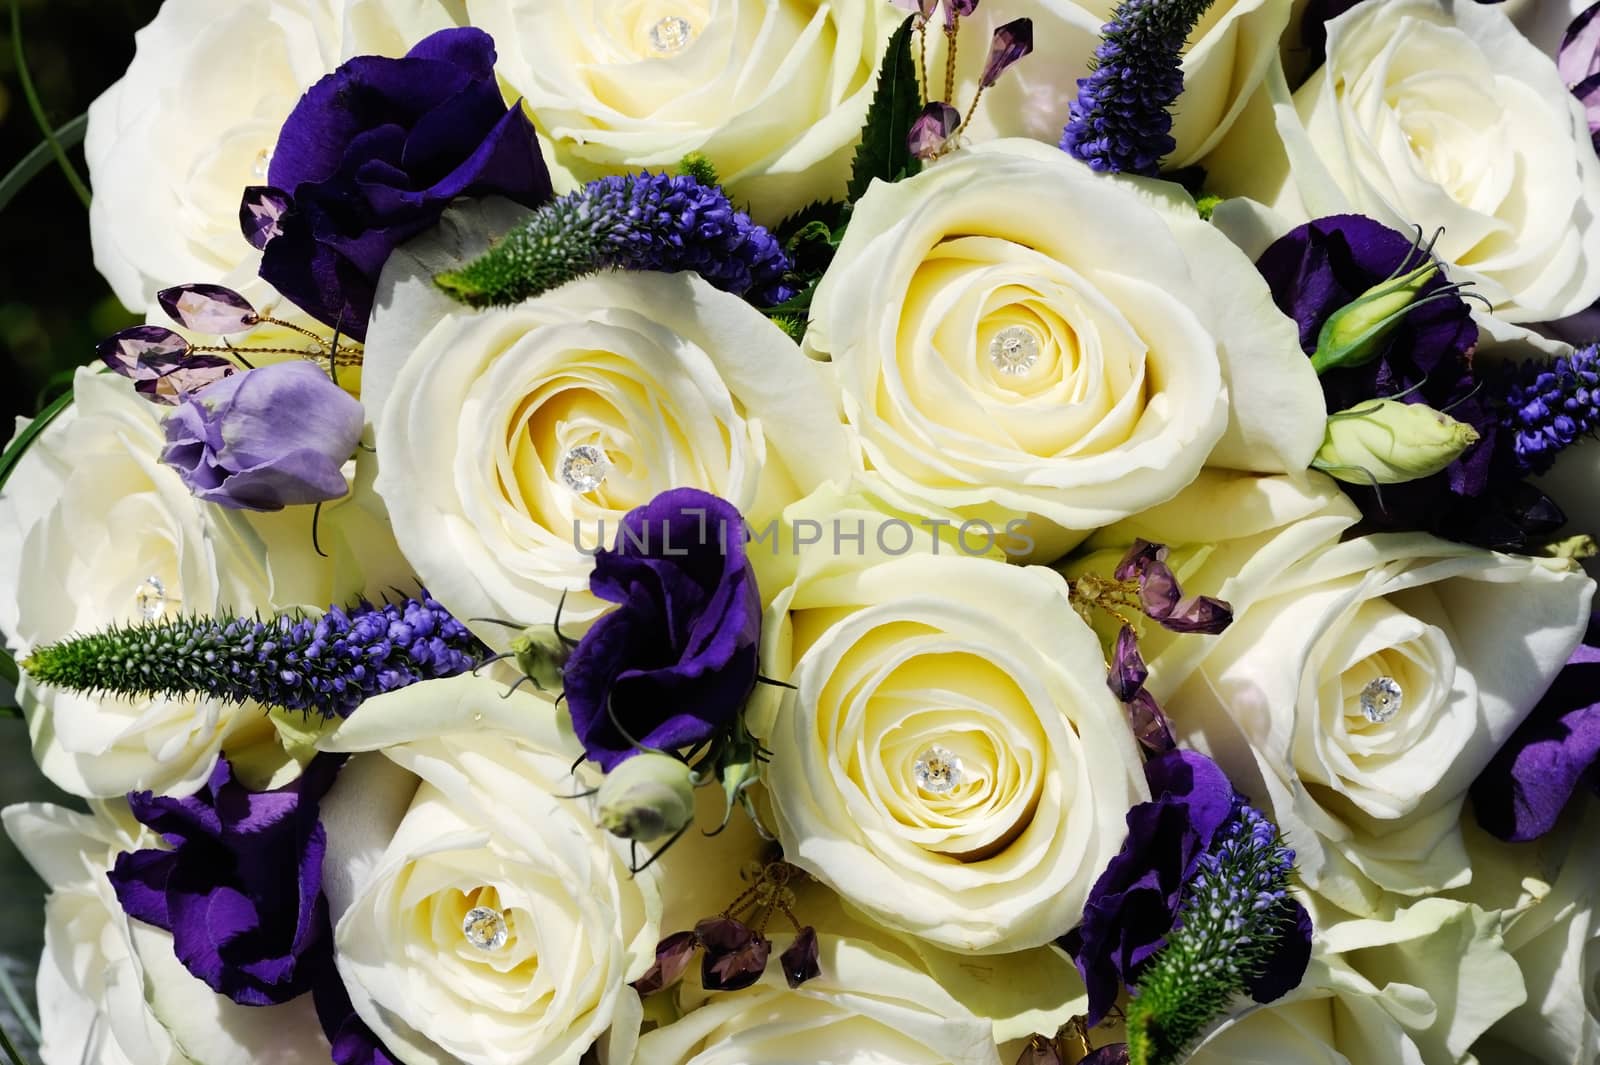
[1,0,163,1054]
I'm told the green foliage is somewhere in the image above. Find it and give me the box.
[846,15,923,203]
[435,206,606,307]
[1194,193,1223,221]
[0,386,74,495]
[675,153,720,187]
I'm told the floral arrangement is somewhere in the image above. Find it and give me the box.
[5,0,1600,1064]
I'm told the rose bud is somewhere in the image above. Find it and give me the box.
[160,360,363,511]
[595,752,697,842]
[1315,398,1480,485]
[510,625,570,692]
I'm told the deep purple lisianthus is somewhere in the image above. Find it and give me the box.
[564,488,760,771]
[1062,749,1235,1026]
[313,969,402,1065]
[256,27,551,339]
[161,360,364,511]
[1472,611,1600,842]
[108,755,342,1006]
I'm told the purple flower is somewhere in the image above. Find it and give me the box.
[256,28,551,339]
[161,360,363,511]
[313,970,401,1065]
[564,489,760,770]
[107,756,341,1006]
[1061,749,1236,1026]
[1472,611,1600,842]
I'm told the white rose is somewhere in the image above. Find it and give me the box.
[923,0,1292,168]
[1163,531,1592,915]
[1264,0,1600,322]
[87,0,463,313]
[367,250,851,632]
[466,0,896,223]
[0,370,280,799]
[319,674,662,1065]
[805,138,1325,556]
[1,801,326,1065]
[759,550,1147,953]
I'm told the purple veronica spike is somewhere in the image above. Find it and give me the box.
[1493,343,1600,476]
[1562,2,1600,87]
[981,19,1033,88]
[696,917,770,992]
[157,284,260,335]
[780,927,821,988]
[908,101,962,159]
[240,186,291,250]
[632,931,699,995]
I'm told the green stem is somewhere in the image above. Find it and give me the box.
[0,113,87,216]
[10,0,92,209]
[0,1022,29,1065]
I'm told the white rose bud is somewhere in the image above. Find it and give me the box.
[596,753,698,843]
[1314,399,1480,485]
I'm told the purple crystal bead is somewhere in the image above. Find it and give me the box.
[696,916,770,992]
[1127,689,1177,755]
[240,186,291,251]
[1014,1036,1065,1065]
[779,926,820,988]
[1114,539,1234,636]
[908,101,961,160]
[980,18,1033,88]
[157,284,260,335]
[1081,1046,1130,1065]
[943,0,978,27]
[1109,625,1149,703]
[133,356,238,405]
[98,326,190,377]
[631,931,699,995]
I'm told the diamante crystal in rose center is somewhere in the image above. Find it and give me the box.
[1358,677,1402,723]
[560,445,609,493]
[648,15,694,54]
[913,745,964,794]
[462,906,508,950]
[134,575,168,621]
[988,326,1040,376]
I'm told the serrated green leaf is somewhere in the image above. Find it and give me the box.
[847,15,923,204]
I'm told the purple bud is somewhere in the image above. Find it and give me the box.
[980,18,1033,88]
[1014,1036,1065,1065]
[632,930,699,995]
[240,186,291,251]
[98,326,190,377]
[1081,1046,1130,1065]
[1108,625,1148,702]
[1155,595,1234,636]
[908,101,962,160]
[779,926,820,988]
[1127,689,1177,755]
[1562,2,1600,87]
[157,284,260,335]
[696,917,771,992]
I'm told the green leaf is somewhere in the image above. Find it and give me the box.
[10,0,91,209]
[0,387,75,497]
[674,153,720,187]
[847,15,923,203]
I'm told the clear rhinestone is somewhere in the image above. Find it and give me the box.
[462,906,509,950]
[134,576,168,621]
[648,15,694,54]
[912,745,964,795]
[987,326,1040,376]
[252,147,273,180]
[1358,677,1402,724]
[559,445,610,493]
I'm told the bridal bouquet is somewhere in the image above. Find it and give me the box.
[5,0,1600,1062]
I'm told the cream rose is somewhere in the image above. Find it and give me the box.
[367,254,851,633]
[319,674,662,1065]
[0,370,282,799]
[1269,0,1600,322]
[467,0,895,223]
[1,802,327,1065]
[805,138,1325,555]
[1161,532,1592,915]
[86,0,463,314]
[758,550,1147,953]
[924,0,1291,167]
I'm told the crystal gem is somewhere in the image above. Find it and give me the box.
[560,445,610,493]
[240,186,291,250]
[98,326,190,379]
[134,576,168,621]
[907,101,961,160]
[1358,677,1403,723]
[912,745,964,794]
[648,15,694,54]
[462,906,509,950]
[252,147,273,180]
[157,284,260,335]
[988,326,1040,376]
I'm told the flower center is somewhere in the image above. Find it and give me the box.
[1358,676,1402,723]
[912,744,965,794]
[461,906,509,950]
[648,15,695,55]
[559,444,610,494]
[987,325,1041,376]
